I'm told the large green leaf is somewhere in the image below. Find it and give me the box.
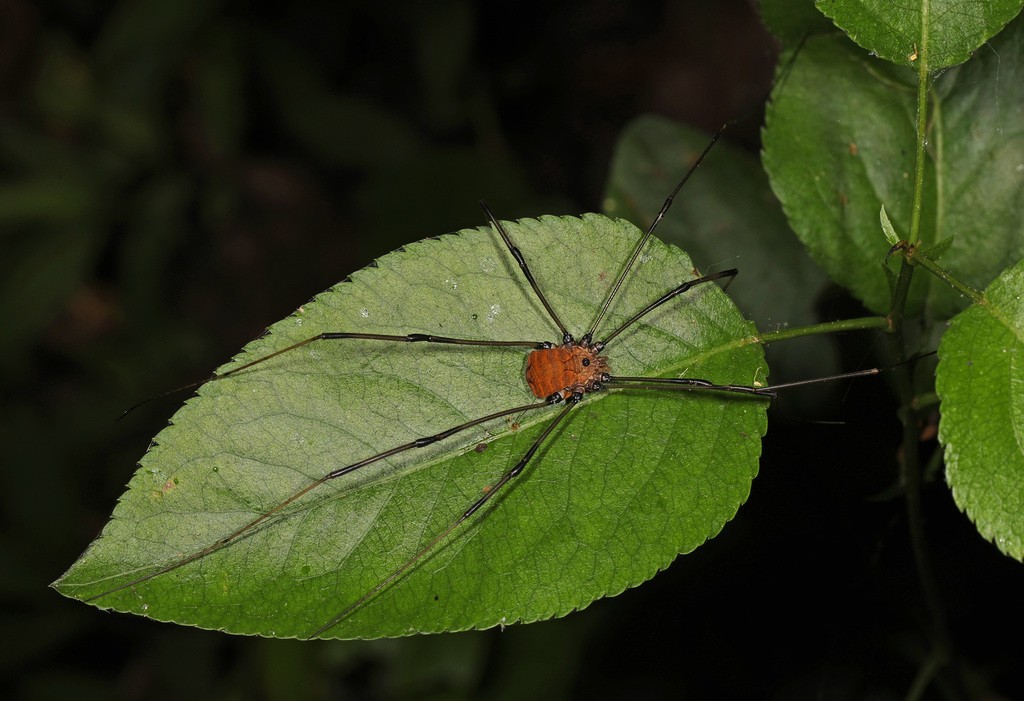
[54,215,768,639]
[815,0,1024,68]
[762,17,1024,317]
[937,257,1024,561]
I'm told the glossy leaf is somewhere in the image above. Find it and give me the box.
[815,0,1024,68]
[937,257,1024,560]
[762,17,1024,317]
[54,215,768,639]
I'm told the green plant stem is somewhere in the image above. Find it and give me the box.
[757,315,889,345]
[706,316,888,360]
[896,352,951,701]
[894,27,957,699]
[888,257,915,336]
[899,245,985,305]
[907,39,931,245]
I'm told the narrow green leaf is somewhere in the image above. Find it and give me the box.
[762,17,1024,318]
[54,215,768,639]
[937,256,1024,561]
[880,205,900,246]
[920,234,954,260]
[815,0,1024,68]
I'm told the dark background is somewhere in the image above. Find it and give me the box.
[4,0,1023,699]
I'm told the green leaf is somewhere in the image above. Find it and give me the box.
[919,234,955,260]
[54,215,768,639]
[604,115,837,389]
[762,17,1024,318]
[937,256,1024,561]
[880,205,900,246]
[815,0,1024,68]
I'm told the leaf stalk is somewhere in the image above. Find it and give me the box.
[891,25,959,698]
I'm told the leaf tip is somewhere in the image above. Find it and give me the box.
[879,206,900,246]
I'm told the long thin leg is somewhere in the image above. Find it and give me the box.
[761,367,880,390]
[222,331,547,378]
[604,376,776,398]
[309,394,581,638]
[480,201,573,343]
[87,396,562,603]
[582,37,809,345]
[119,332,548,418]
[582,124,730,344]
[605,366,884,397]
[594,269,738,350]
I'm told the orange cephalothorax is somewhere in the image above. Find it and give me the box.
[525,342,609,399]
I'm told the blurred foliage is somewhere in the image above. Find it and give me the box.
[5,0,1024,699]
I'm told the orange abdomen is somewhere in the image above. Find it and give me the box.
[526,344,608,399]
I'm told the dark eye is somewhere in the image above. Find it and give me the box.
[582,358,590,367]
